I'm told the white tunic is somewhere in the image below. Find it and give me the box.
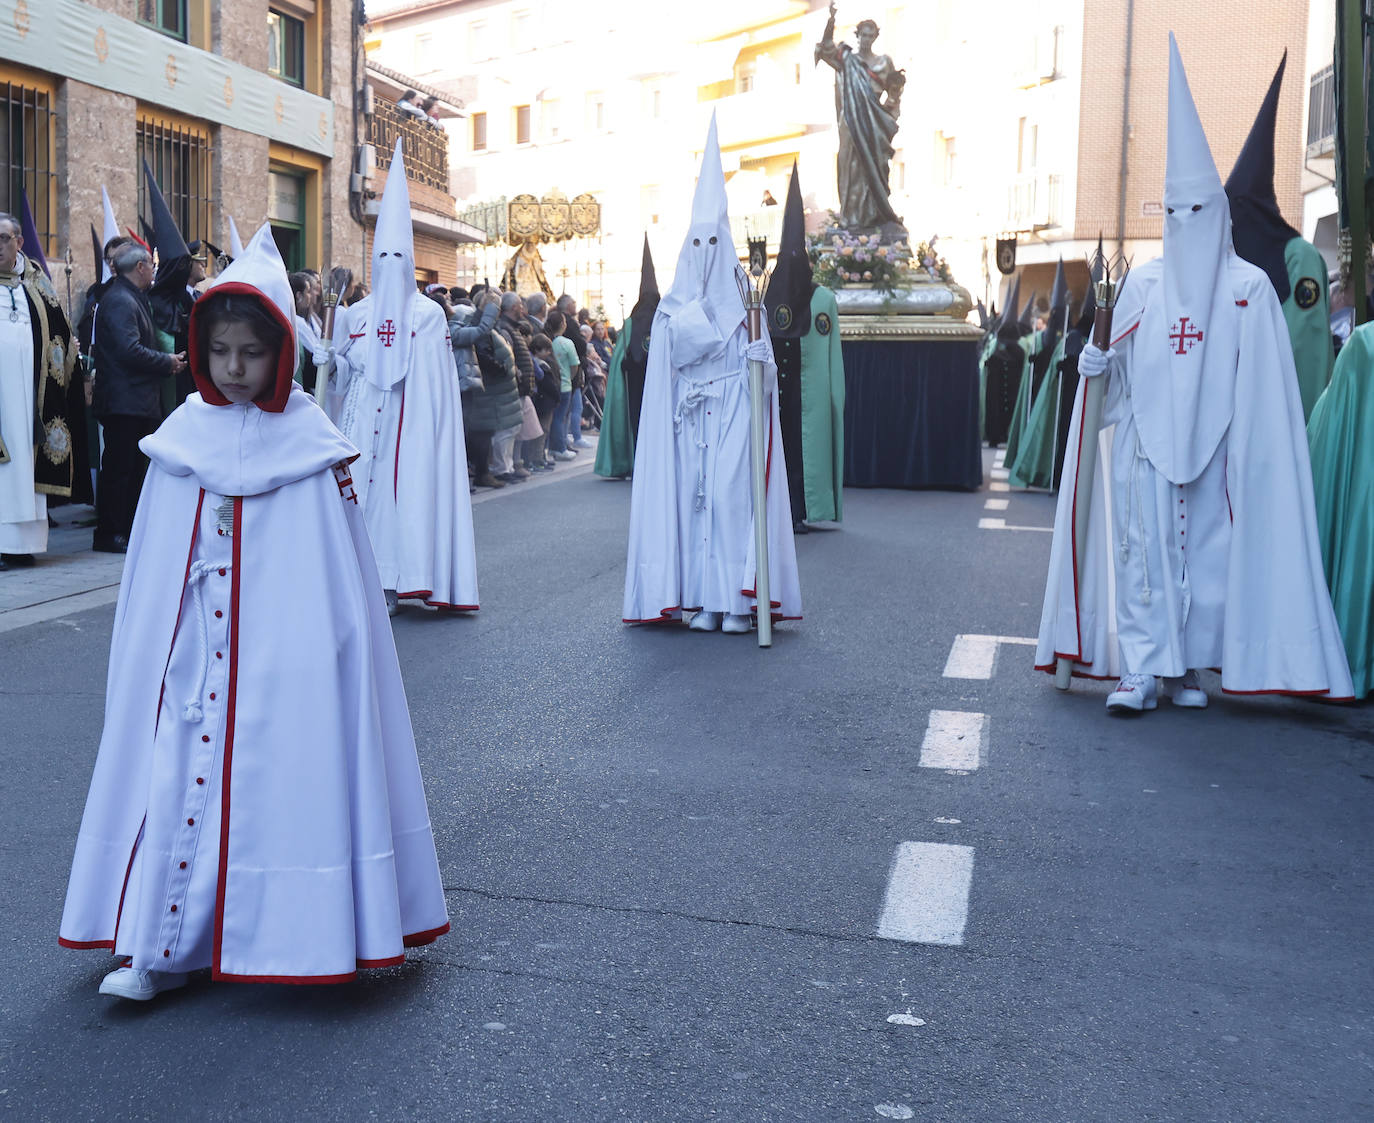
[0,281,47,554]
[331,295,479,609]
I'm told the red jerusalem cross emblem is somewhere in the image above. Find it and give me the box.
[377,319,397,348]
[1168,317,1204,355]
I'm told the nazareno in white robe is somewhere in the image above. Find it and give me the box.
[622,309,802,624]
[60,387,450,981]
[329,292,479,611]
[1035,255,1354,698]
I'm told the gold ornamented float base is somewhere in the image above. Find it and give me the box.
[835,280,982,342]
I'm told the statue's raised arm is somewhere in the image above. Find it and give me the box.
[814,4,907,233]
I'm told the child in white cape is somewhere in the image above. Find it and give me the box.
[60,227,449,1000]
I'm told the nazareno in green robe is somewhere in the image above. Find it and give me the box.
[1281,236,1334,422]
[593,324,634,479]
[1007,332,1066,490]
[797,285,845,522]
[1306,321,1374,697]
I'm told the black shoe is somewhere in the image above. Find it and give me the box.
[92,534,129,554]
[792,521,811,535]
[1,552,37,566]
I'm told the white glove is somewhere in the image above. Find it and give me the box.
[1077,343,1114,378]
[744,338,772,363]
[311,343,334,368]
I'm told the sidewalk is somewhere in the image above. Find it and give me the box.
[0,435,602,635]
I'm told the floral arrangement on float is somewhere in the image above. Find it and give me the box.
[808,216,952,293]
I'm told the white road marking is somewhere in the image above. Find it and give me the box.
[886,1014,927,1027]
[993,451,1006,466]
[875,1106,915,1120]
[942,633,1037,679]
[919,710,988,771]
[877,841,974,946]
[984,498,1009,510]
[978,517,1052,533]
[0,584,121,635]
[988,482,1010,493]
[991,467,1010,480]
[934,817,962,825]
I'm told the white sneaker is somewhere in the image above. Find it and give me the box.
[552,450,576,461]
[722,614,752,634]
[1106,672,1158,714]
[689,610,722,632]
[572,437,593,449]
[1163,669,1208,708]
[384,589,399,617]
[99,966,189,1001]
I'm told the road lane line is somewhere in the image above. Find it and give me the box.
[991,467,1009,480]
[943,634,1037,679]
[919,710,988,770]
[988,481,1010,492]
[984,498,1009,510]
[877,842,974,945]
[978,517,1052,533]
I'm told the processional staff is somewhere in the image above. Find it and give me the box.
[737,241,773,648]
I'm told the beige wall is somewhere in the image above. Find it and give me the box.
[1077,0,1308,245]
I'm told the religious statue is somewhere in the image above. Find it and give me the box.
[815,2,907,234]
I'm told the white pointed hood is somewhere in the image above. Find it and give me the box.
[1131,33,1240,484]
[657,113,746,366]
[100,186,119,282]
[364,139,418,390]
[228,215,245,259]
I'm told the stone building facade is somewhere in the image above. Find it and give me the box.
[0,0,478,309]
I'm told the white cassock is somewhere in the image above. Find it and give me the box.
[60,387,450,980]
[0,280,47,554]
[623,312,802,624]
[1036,256,1353,698]
[329,293,479,610]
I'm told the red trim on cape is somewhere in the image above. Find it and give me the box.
[623,607,688,626]
[403,922,450,947]
[1110,322,1139,347]
[1034,660,1116,681]
[59,938,116,950]
[110,814,146,951]
[209,923,450,983]
[154,491,207,736]
[395,590,479,612]
[188,282,296,412]
[393,384,406,502]
[1065,381,1090,661]
[1220,687,1349,699]
[211,498,243,975]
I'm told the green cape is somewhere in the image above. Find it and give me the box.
[593,324,635,479]
[1281,236,1334,422]
[1307,322,1374,697]
[1000,332,1039,467]
[1007,333,1066,489]
[798,285,845,522]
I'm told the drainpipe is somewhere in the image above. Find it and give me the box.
[1115,0,1135,255]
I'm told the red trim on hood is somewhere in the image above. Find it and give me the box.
[189,282,296,413]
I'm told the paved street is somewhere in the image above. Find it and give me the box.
[2,448,1371,1121]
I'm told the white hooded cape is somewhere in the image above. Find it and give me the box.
[60,388,451,980]
[622,114,801,624]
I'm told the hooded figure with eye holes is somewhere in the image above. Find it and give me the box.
[622,115,802,633]
[1034,34,1351,714]
[315,141,479,617]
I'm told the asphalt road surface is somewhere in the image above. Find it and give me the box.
[3,450,1371,1121]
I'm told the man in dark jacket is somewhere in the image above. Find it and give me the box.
[91,244,184,552]
[555,293,591,448]
[493,292,535,481]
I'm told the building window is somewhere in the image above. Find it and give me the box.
[470,21,488,61]
[641,185,661,227]
[136,113,213,249]
[511,9,531,48]
[268,169,306,271]
[0,79,57,262]
[268,9,305,87]
[138,0,187,42]
[1016,117,1027,174]
[941,134,957,186]
[541,98,561,141]
[588,95,606,132]
[651,89,662,119]
[514,105,531,145]
[414,32,434,74]
[472,112,488,151]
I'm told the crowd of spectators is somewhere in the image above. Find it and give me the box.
[422,283,611,489]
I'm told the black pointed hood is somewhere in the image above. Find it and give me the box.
[143,159,190,263]
[764,163,813,340]
[1225,52,1300,301]
[1048,258,1068,324]
[1019,290,1037,330]
[18,190,49,278]
[996,275,1022,341]
[89,223,103,283]
[624,235,660,375]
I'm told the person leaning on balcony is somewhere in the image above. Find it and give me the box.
[396,89,426,120]
[421,96,443,129]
